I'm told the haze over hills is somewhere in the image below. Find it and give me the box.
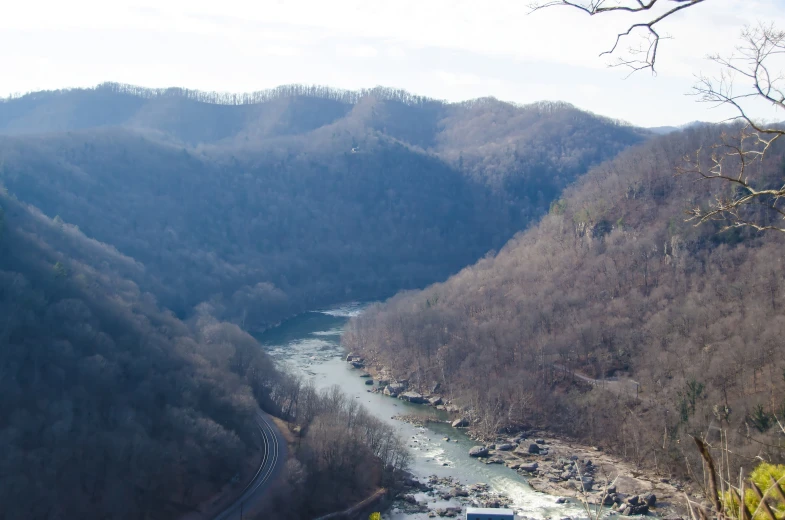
[647,120,710,135]
[0,83,647,330]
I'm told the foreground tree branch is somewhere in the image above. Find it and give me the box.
[529,2,785,233]
[528,0,708,73]
[681,24,785,232]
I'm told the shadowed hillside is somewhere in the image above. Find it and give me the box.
[0,192,286,519]
[0,84,647,329]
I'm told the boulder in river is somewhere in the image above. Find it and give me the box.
[496,443,514,451]
[451,418,469,428]
[469,446,490,457]
[628,504,649,515]
[528,443,541,454]
[519,462,539,472]
[384,383,406,397]
[428,395,443,406]
[350,360,365,368]
[399,391,426,404]
[364,379,374,385]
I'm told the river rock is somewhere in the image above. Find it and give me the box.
[628,504,649,515]
[469,446,490,457]
[528,443,541,454]
[496,443,514,451]
[384,383,406,397]
[519,462,539,472]
[428,395,443,406]
[359,371,371,377]
[377,379,389,386]
[399,391,426,404]
[364,379,374,385]
[451,418,469,428]
[643,493,656,507]
[345,353,355,362]
[350,360,365,368]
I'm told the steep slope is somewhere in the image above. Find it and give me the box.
[0,84,648,329]
[344,125,785,474]
[0,192,281,519]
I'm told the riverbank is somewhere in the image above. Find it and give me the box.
[352,360,691,518]
[465,433,688,518]
[261,307,687,520]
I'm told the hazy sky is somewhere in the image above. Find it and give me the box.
[3,0,784,126]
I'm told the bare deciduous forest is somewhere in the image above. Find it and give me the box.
[0,85,646,518]
[345,124,785,479]
[0,191,408,519]
[0,84,645,330]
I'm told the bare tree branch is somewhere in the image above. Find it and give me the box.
[529,5,785,233]
[679,24,785,233]
[528,0,708,73]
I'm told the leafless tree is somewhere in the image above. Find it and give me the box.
[682,25,785,232]
[530,2,785,232]
[528,0,707,74]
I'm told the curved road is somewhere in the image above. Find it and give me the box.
[552,364,640,398]
[213,410,288,520]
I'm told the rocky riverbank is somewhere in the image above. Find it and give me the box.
[459,432,689,518]
[392,474,514,518]
[346,356,691,519]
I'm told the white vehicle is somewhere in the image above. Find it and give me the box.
[466,507,515,520]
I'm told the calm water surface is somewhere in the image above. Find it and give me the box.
[257,303,586,520]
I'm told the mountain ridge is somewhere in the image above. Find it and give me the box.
[0,83,648,329]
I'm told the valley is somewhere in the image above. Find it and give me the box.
[257,304,590,520]
[1,82,783,520]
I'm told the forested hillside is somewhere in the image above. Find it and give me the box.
[0,83,646,329]
[344,125,785,475]
[0,190,412,520]
[0,192,282,519]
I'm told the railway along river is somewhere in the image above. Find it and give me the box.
[257,303,588,520]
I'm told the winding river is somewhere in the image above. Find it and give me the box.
[257,303,587,520]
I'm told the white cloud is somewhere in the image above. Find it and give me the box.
[1,0,784,125]
[336,44,378,58]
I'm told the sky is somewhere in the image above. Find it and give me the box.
[2,0,785,127]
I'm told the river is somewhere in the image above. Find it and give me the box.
[257,303,587,520]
